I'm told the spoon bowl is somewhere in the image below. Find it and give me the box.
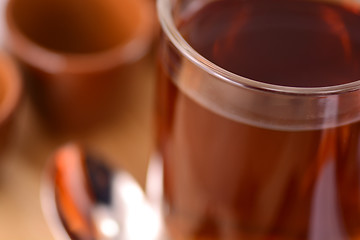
[41,143,166,240]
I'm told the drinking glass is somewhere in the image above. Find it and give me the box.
[151,0,360,239]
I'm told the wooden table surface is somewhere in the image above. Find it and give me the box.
[0,48,156,240]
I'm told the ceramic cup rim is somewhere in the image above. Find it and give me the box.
[5,0,156,74]
[0,52,22,126]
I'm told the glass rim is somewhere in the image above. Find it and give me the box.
[157,0,360,96]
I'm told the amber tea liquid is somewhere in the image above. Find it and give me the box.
[157,0,360,239]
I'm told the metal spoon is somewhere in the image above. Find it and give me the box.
[40,143,167,240]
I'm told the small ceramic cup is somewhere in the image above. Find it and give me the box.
[0,51,22,152]
[5,0,155,132]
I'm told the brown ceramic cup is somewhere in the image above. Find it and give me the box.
[5,0,155,132]
[0,52,22,152]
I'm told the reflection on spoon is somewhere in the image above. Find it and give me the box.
[41,143,165,240]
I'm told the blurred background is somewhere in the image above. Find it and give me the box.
[0,0,157,238]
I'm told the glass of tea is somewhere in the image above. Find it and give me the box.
[153,0,360,239]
